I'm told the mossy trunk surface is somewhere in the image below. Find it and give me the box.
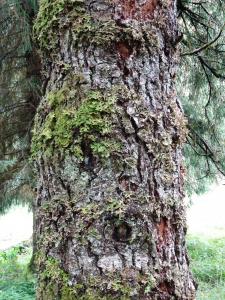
[33,0,196,299]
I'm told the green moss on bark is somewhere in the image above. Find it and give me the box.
[34,0,86,50]
[31,83,121,160]
[34,0,156,52]
[36,254,78,299]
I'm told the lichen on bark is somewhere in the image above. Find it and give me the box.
[33,0,196,299]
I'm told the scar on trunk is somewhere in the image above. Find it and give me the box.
[115,0,158,20]
[157,217,169,242]
[141,0,158,19]
[113,222,132,242]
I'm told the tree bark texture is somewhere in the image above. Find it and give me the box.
[33,0,196,299]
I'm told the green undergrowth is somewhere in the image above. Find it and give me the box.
[0,237,224,299]
[187,235,225,300]
[0,243,35,300]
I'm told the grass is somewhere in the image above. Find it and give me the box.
[0,243,35,300]
[0,236,224,299]
[187,235,225,300]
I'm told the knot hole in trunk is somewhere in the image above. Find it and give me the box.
[112,222,132,242]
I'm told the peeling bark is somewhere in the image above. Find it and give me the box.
[33,0,196,299]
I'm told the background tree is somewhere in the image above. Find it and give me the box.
[0,0,40,213]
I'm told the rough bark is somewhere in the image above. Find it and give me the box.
[33,0,196,299]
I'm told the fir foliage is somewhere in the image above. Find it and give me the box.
[177,0,225,194]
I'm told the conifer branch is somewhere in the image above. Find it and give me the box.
[181,23,225,56]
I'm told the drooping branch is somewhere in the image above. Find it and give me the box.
[182,23,225,56]
[188,127,225,177]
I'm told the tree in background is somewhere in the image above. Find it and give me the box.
[0,0,41,212]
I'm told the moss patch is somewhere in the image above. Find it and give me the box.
[34,0,151,52]
[31,81,121,160]
[34,0,86,50]
[36,255,77,299]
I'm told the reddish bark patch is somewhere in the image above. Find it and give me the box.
[114,0,158,20]
[157,217,168,242]
[156,218,175,254]
[117,0,136,19]
[141,0,158,19]
[116,42,133,59]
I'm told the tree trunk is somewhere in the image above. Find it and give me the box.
[32,0,196,299]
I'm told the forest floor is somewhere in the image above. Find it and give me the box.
[0,243,35,300]
[188,235,225,300]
